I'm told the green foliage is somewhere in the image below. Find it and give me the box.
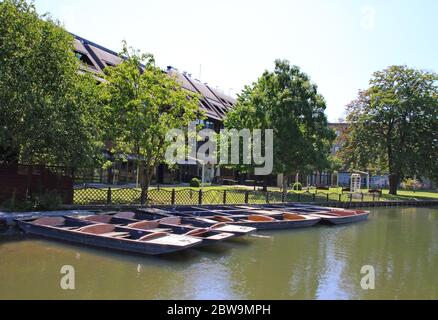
[1,191,63,212]
[100,42,202,194]
[401,178,422,191]
[292,182,302,191]
[0,0,103,167]
[190,178,201,188]
[340,65,438,194]
[328,155,344,172]
[225,60,335,177]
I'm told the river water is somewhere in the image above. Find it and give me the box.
[1,207,438,300]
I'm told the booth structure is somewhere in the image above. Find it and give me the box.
[350,173,362,193]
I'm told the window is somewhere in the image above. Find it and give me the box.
[75,51,96,69]
[105,60,116,67]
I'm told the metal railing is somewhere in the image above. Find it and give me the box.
[73,187,382,206]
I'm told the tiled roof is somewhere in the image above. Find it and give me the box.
[72,33,235,122]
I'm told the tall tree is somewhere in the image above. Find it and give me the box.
[339,65,438,195]
[225,60,335,194]
[0,0,103,167]
[101,43,201,203]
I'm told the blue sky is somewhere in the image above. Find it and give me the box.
[34,0,438,122]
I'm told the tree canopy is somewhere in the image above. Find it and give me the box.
[100,43,202,203]
[0,0,103,168]
[339,65,438,195]
[225,59,335,191]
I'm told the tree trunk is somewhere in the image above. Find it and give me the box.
[282,174,288,197]
[389,173,399,195]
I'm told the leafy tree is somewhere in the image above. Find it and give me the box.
[100,43,201,203]
[339,65,438,195]
[225,60,335,194]
[0,0,103,167]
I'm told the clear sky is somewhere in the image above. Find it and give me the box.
[34,0,438,122]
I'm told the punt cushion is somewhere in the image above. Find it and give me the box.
[113,212,136,219]
[84,215,112,224]
[247,215,276,222]
[33,217,65,227]
[138,232,168,241]
[159,217,182,225]
[211,222,227,229]
[185,228,209,236]
[78,224,115,235]
[283,213,305,221]
[128,220,160,230]
[213,216,235,223]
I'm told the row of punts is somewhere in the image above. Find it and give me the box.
[15,204,370,256]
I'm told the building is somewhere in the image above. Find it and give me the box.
[72,34,236,185]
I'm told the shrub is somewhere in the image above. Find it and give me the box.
[401,178,422,191]
[1,191,63,212]
[32,192,63,211]
[190,178,201,188]
[292,182,302,191]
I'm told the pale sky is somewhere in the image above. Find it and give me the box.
[34,0,438,122]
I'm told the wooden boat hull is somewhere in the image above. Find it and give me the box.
[132,211,257,236]
[228,217,321,230]
[140,209,321,230]
[309,211,370,225]
[16,220,202,255]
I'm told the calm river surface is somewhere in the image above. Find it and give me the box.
[1,207,438,300]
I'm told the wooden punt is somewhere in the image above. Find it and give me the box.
[125,211,256,236]
[15,217,202,255]
[65,214,237,244]
[308,209,370,225]
[192,213,321,230]
[137,207,321,230]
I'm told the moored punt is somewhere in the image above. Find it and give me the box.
[15,217,202,255]
[65,214,237,244]
[194,213,321,231]
[308,209,370,225]
[130,210,257,236]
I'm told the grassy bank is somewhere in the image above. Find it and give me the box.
[72,185,438,206]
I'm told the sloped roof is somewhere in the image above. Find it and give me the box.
[71,34,235,122]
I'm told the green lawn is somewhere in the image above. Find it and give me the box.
[380,189,438,201]
[72,185,369,205]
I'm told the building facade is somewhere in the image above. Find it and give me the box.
[73,34,236,186]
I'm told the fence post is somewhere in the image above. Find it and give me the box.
[107,187,112,205]
[339,194,342,202]
[265,192,269,204]
[373,193,375,202]
[223,190,227,205]
[326,193,330,203]
[298,193,301,202]
[361,193,364,203]
[171,189,176,205]
[349,193,353,203]
[312,193,316,202]
[140,187,146,206]
[281,192,285,203]
[245,191,249,204]
[198,189,203,205]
